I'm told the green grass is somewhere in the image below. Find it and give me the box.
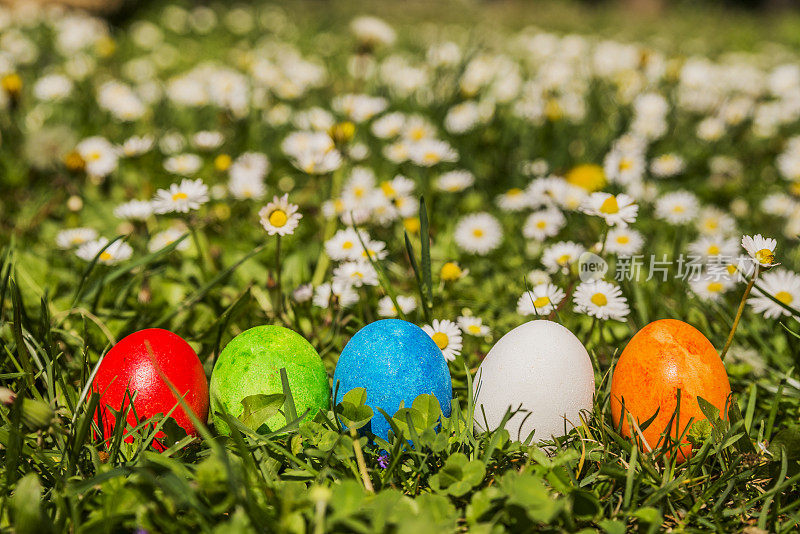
[2,0,800,532]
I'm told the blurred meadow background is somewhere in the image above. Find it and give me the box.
[2,0,800,532]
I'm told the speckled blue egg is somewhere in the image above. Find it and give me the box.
[333,319,453,441]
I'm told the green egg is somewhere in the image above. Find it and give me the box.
[210,325,330,434]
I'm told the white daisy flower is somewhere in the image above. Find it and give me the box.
[342,167,376,207]
[527,176,568,208]
[496,188,530,212]
[229,172,266,200]
[291,147,343,175]
[371,112,406,139]
[293,284,314,303]
[650,153,686,178]
[422,319,463,362]
[517,283,565,316]
[152,178,209,214]
[454,212,503,255]
[355,239,388,262]
[377,295,417,317]
[748,269,800,318]
[148,227,189,252]
[761,192,797,218]
[604,228,644,256]
[56,227,98,249]
[741,234,778,267]
[603,149,645,185]
[383,141,410,164]
[313,281,359,308]
[696,116,726,142]
[191,130,224,151]
[523,208,566,241]
[350,15,396,46]
[33,73,73,101]
[696,206,737,236]
[377,175,415,200]
[654,190,700,225]
[581,192,638,228]
[541,241,586,273]
[76,238,133,265]
[688,235,739,261]
[113,200,153,221]
[407,139,458,167]
[553,183,590,212]
[259,194,302,236]
[163,153,202,176]
[573,280,630,321]
[76,136,118,178]
[333,261,379,288]
[230,152,269,181]
[689,271,736,302]
[119,135,154,157]
[325,228,367,262]
[402,116,437,141]
[435,170,475,193]
[457,316,490,336]
[332,93,388,123]
[527,269,551,286]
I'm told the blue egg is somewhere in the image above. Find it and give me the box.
[333,319,453,441]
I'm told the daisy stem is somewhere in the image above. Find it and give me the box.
[585,316,598,347]
[350,426,374,493]
[275,235,283,317]
[720,266,760,361]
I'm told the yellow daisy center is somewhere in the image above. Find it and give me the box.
[172,192,188,201]
[557,254,571,265]
[409,127,425,140]
[507,188,523,197]
[99,251,113,262]
[403,217,420,233]
[214,154,231,171]
[727,264,738,275]
[533,296,551,308]
[707,282,724,293]
[566,164,606,192]
[432,332,449,350]
[467,325,482,334]
[590,293,608,307]
[707,245,720,255]
[617,235,630,244]
[268,209,288,227]
[536,220,547,229]
[619,158,633,171]
[599,196,620,215]
[472,228,485,238]
[441,262,462,281]
[672,205,685,213]
[342,241,354,250]
[380,182,395,196]
[776,291,793,305]
[755,249,774,265]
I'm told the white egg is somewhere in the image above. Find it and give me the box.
[473,319,595,443]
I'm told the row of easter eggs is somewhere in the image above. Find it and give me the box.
[92,318,731,458]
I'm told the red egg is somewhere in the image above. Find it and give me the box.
[91,328,209,450]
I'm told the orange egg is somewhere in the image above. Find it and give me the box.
[610,319,731,461]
